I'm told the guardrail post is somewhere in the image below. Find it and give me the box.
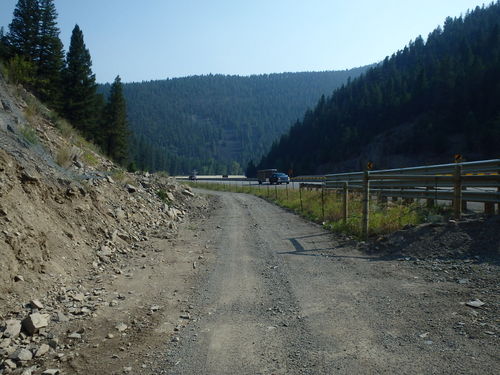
[342,182,349,223]
[453,164,462,219]
[362,170,370,239]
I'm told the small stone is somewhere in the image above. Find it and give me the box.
[106,175,115,184]
[458,279,469,284]
[484,331,495,335]
[4,358,17,369]
[424,340,433,345]
[115,323,128,332]
[419,332,429,338]
[180,314,190,320]
[14,275,25,282]
[182,189,194,197]
[67,332,81,339]
[9,348,33,361]
[123,367,132,373]
[22,313,50,335]
[3,319,22,338]
[35,343,50,357]
[42,370,61,375]
[55,311,69,323]
[466,299,485,308]
[171,336,180,342]
[107,333,115,339]
[70,293,85,302]
[150,305,160,312]
[48,338,59,349]
[0,338,12,348]
[126,184,137,193]
[31,299,44,309]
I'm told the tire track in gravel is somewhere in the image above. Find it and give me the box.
[153,190,499,375]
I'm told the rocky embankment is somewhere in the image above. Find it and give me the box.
[0,75,208,374]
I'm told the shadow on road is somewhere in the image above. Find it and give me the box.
[278,235,399,262]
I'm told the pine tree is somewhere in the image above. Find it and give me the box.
[37,0,64,106]
[63,24,98,136]
[7,0,40,61]
[103,75,129,164]
[0,27,9,61]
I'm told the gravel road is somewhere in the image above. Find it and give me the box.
[154,190,498,375]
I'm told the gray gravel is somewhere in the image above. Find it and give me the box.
[152,190,499,375]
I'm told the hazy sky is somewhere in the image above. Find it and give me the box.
[0,0,489,83]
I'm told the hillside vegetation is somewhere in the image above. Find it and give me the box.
[99,68,369,175]
[256,2,500,175]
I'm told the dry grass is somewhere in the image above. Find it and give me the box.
[188,181,428,238]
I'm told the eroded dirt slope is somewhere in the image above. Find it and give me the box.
[0,75,210,374]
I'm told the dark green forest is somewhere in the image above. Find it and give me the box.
[256,2,500,175]
[99,68,369,175]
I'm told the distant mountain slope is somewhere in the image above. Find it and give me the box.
[256,2,500,175]
[99,68,369,174]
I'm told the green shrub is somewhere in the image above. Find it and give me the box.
[6,55,35,86]
[156,189,171,203]
[20,125,38,144]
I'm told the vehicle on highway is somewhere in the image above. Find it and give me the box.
[257,168,277,184]
[188,175,197,180]
[269,172,290,184]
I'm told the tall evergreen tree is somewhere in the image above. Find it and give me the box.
[63,24,98,136]
[37,0,64,107]
[0,27,8,61]
[103,75,129,164]
[6,0,40,61]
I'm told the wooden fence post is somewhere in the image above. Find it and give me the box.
[275,185,278,200]
[453,164,462,219]
[286,182,289,200]
[299,184,303,212]
[484,202,495,215]
[426,186,434,208]
[321,186,325,222]
[343,182,349,223]
[362,170,370,239]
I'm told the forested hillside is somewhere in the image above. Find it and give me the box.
[99,68,369,174]
[256,2,500,175]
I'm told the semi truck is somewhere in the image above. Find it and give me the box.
[257,169,277,184]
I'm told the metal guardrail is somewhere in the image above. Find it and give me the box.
[319,159,500,238]
[176,159,499,239]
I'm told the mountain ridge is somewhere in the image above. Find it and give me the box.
[99,67,371,174]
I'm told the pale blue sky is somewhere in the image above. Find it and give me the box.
[0,0,489,83]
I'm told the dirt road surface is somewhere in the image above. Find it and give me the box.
[148,190,498,375]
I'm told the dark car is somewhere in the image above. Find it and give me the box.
[269,172,290,184]
[188,175,197,181]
